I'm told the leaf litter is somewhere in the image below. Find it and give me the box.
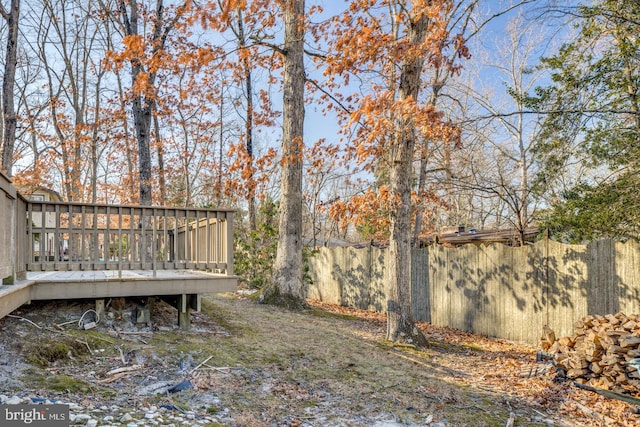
[0,293,636,426]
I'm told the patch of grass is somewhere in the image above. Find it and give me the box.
[46,375,91,393]
[256,286,308,310]
[77,329,117,346]
[19,368,47,388]
[24,338,89,368]
[6,293,575,425]
[264,354,284,365]
[20,368,99,395]
[462,342,485,352]
[200,295,248,335]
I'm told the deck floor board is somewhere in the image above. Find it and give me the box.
[0,270,236,319]
[26,269,227,282]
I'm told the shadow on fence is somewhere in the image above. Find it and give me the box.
[307,238,640,346]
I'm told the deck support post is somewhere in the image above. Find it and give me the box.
[178,294,191,330]
[95,299,105,320]
[177,293,200,330]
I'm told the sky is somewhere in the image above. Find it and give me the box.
[301,0,561,154]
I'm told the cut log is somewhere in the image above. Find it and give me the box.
[546,314,640,395]
[605,345,623,356]
[540,325,556,351]
[590,361,603,375]
[569,356,589,370]
[622,320,637,331]
[558,336,574,348]
[600,354,622,366]
[598,334,615,348]
[618,335,640,348]
[626,369,640,380]
[605,313,621,325]
[567,368,589,379]
[582,341,601,361]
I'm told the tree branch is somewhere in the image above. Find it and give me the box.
[305,77,351,115]
[304,48,326,60]
[249,35,285,55]
[456,108,640,125]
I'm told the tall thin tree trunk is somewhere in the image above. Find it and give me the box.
[154,115,166,205]
[261,0,306,308]
[114,71,137,202]
[236,9,257,231]
[387,9,429,347]
[0,0,20,176]
[133,96,153,206]
[412,139,428,244]
[120,0,164,207]
[218,86,224,205]
[413,84,441,243]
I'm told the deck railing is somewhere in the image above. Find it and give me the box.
[25,200,234,275]
[1,173,28,284]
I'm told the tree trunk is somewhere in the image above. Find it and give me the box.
[0,0,20,176]
[261,0,306,309]
[412,140,428,244]
[412,84,442,243]
[236,8,257,231]
[386,9,429,347]
[132,86,154,206]
[154,114,167,205]
[114,71,137,202]
[119,0,164,207]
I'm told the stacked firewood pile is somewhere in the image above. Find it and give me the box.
[541,313,640,394]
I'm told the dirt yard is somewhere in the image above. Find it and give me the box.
[0,293,638,426]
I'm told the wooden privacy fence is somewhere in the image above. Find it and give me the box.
[306,239,640,346]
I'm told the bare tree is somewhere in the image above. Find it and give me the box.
[458,12,550,243]
[32,0,108,201]
[229,6,257,230]
[0,0,20,176]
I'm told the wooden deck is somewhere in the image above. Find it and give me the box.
[0,172,238,328]
[0,280,33,322]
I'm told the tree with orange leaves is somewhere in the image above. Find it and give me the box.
[117,0,163,205]
[105,0,192,206]
[325,0,469,346]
